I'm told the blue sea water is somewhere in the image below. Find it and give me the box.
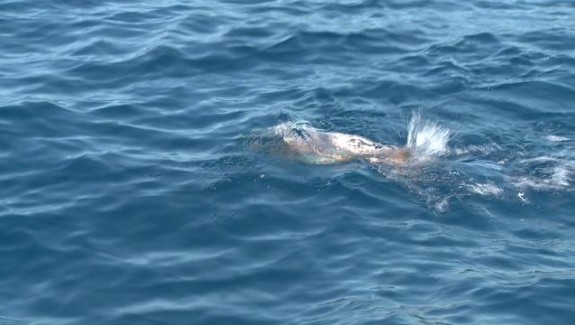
[1,0,575,324]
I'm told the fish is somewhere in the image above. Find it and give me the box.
[269,122,411,165]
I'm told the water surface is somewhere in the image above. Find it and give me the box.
[1,0,574,324]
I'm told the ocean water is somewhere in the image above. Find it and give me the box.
[1,0,575,324]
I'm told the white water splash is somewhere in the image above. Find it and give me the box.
[545,135,570,142]
[510,163,573,191]
[466,183,504,197]
[406,113,451,161]
[451,143,501,156]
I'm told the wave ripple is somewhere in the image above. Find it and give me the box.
[1,0,574,324]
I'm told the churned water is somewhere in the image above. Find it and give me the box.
[1,0,574,324]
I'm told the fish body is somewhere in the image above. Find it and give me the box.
[271,122,408,165]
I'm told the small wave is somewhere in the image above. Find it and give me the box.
[552,165,572,187]
[511,166,572,190]
[0,317,28,325]
[466,183,504,197]
[450,143,501,156]
[545,135,570,142]
[509,158,573,191]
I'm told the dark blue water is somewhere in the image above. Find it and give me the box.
[1,1,575,324]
